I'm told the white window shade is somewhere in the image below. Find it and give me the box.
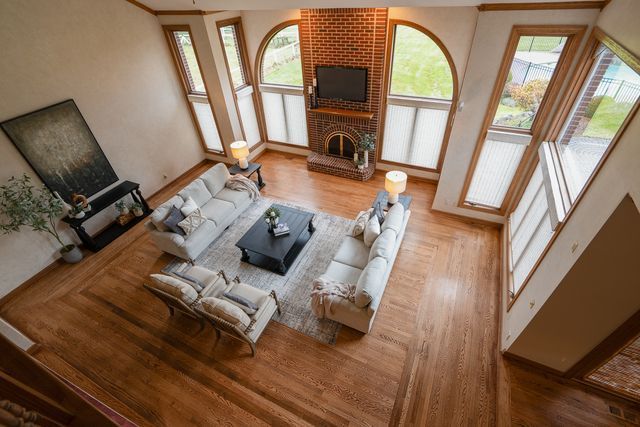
[260,88,307,147]
[465,133,529,209]
[509,164,555,293]
[237,87,261,148]
[381,100,449,169]
[191,101,223,152]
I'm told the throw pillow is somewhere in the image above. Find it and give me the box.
[363,216,381,247]
[352,208,373,237]
[149,274,198,305]
[201,297,251,329]
[163,206,186,236]
[374,201,385,225]
[180,196,198,217]
[223,292,259,315]
[171,270,205,292]
[177,208,207,236]
[150,195,183,232]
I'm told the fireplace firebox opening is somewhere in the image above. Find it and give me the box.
[325,131,357,160]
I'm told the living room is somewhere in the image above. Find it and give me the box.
[1,0,639,425]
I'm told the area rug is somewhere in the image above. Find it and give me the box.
[163,198,353,345]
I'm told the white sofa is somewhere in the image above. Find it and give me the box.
[145,163,253,261]
[318,203,410,333]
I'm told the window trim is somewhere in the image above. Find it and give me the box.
[162,25,226,155]
[254,20,310,149]
[377,19,459,173]
[505,27,640,311]
[216,17,266,152]
[460,25,586,214]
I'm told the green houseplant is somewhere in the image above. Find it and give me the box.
[0,174,83,263]
[263,206,281,233]
[358,132,376,168]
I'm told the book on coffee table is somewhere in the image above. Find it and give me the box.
[273,223,290,237]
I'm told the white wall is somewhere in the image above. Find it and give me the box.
[502,0,640,371]
[0,0,205,298]
[433,8,600,223]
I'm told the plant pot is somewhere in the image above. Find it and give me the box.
[133,208,144,217]
[120,207,130,215]
[60,244,83,264]
[74,211,86,219]
[357,164,364,170]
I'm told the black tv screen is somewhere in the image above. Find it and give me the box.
[316,66,368,102]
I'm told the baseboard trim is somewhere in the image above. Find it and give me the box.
[503,352,566,377]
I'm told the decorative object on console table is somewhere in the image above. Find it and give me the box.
[114,199,129,215]
[230,140,250,170]
[228,162,265,189]
[372,190,412,212]
[62,181,150,252]
[130,202,144,217]
[385,171,408,204]
[0,174,83,264]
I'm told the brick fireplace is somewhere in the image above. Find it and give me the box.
[300,8,388,181]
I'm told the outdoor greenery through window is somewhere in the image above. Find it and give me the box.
[493,36,567,129]
[220,24,247,89]
[556,43,640,201]
[262,25,302,87]
[172,31,206,94]
[389,25,453,100]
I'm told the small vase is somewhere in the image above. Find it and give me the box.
[74,211,86,219]
[133,208,144,217]
[120,207,129,215]
[60,245,83,263]
[363,150,369,168]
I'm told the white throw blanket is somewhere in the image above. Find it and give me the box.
[311,277,356,319]
[225,174,261,201]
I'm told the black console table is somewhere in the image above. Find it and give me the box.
[62,181,151,252]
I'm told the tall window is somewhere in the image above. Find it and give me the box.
[257,22,308,147]
[380,23,456,170]
[218,19,262,149]
[462,26,585,211]
[506,28,640,305]
[164,27,223,153]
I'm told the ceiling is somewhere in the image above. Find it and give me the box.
[137,0,599,11]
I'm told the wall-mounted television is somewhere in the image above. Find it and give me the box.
[316,66,368,102]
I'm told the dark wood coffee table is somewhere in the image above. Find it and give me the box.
[235,204,315,275]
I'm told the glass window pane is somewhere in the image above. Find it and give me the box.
[389,25,453,100]
[493,36,567,130]
[262,25,303,87]
[557,45,640,200]
[220,25,246,89]
[172,31,206,94]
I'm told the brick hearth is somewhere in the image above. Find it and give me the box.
[300,8,388,181]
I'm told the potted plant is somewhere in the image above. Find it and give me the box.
[358,132,376,168]
[115,199,129,215]
[0,174,83,263]
[130,202,144,217]
[70,203,85,219]
[263,206,281,234]
[356,158,365,170]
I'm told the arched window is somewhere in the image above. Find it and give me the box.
[257,22,308,146]
[380,22,457,171]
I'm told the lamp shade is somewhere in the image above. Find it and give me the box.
[230,140,249,160]
[385,171,407,194]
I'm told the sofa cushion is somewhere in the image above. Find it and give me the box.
[178,208,207,236]
[214,187,251,209]
[163,206,186,236]
[363,216,381,248]
[323,261,363,285]
[150,195,183,232]
[201,297,250,329]
[178,179,212,208]
[352,208,373,237]
[149,274,198,305]
[199,163,230,196]
[355,257,388,308]
[368,228,397,262]
[381,203,405,234]
[199,198,236,227]
[333,236,370,270]
[180,196,198,217]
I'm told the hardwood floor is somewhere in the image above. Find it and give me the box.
[4,151,631,426]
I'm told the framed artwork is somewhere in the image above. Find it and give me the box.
[1,99,118,201]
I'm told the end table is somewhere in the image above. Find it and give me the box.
[228,162,265,189]
[372,191,412,212]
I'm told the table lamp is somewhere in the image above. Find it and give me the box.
[385,171,407,204]
[231,140,250,169]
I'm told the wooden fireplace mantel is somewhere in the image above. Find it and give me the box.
[309,107,374,120]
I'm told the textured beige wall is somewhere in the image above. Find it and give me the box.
[502,0,640,370]
[0,0,205,298]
